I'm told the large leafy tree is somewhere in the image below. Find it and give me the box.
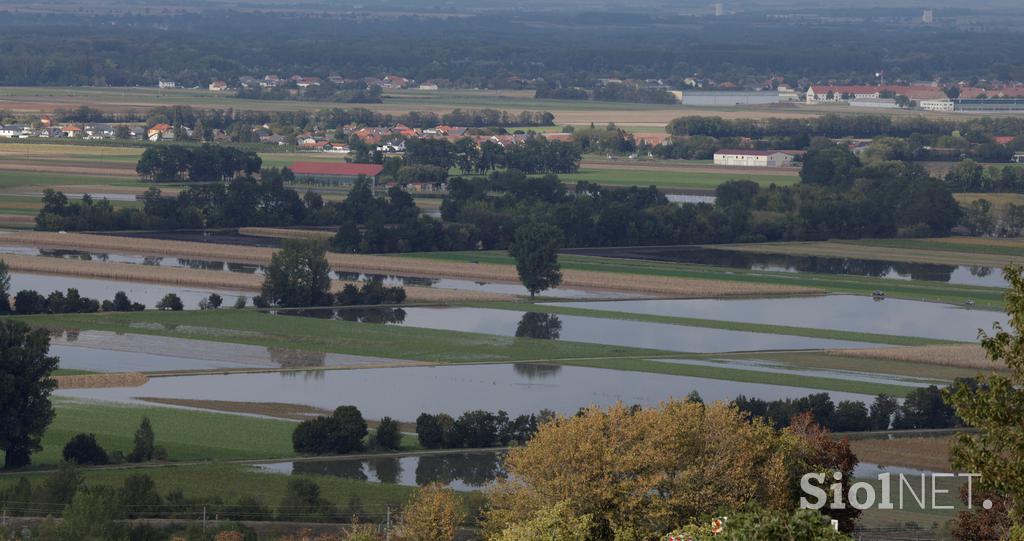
[946,265,1024,537]
[261,239,333,307]
[0,320,60,469]
[508,222,564,299]
[484,402,799,540]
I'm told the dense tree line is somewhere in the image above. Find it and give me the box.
[2,10,1023,89]
[136,144,262,182]
[405,136,581,175]
[734,384,964,433]
[9,288,145,316]
[536,82,677,104]
[415,410,543,449]
[668,114,1024,141]
[946,160,1024,193]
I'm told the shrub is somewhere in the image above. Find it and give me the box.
[62,433,109,465]
[374,417,402,450]
[156,293,184,311]
[128,417,155,462]
[292,406,368,455]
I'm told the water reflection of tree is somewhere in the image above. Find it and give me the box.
[335,308,406,324]
[269,347,326,368]
[512,363,562,380]
[367,457,402,484]
[969,266,994,278]
[514,312,562,340]
[226,262,263,274]
[414,452,505,488]
[292,459,368,481]
[177,258,227,271]
[277,369,327,382]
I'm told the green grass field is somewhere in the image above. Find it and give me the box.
[0,170,138,189]
[18,399,299,467]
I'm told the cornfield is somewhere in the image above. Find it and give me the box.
[56,372,149,389]
[826,344,996,370]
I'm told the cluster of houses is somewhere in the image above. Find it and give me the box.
[0,117,143,140]
[805,83,1024,112]
[292,123,578,155]
[231,74,440,91]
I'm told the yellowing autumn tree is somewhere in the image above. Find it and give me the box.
[483,401,800,540]
[395,483,465,541]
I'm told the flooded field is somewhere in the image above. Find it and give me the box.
[0,245,266,274]
[280,306,884,352]
[9,273,248,309]
[548,295,1005,342]
[562,246,1007,287]
[56,363,880,420]
[654,358,940,387]
[254,451,505,492]
[50,330,419,372]
[0,245,612,299]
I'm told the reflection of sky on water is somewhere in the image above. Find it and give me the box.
[548,295,1005,342]
[9,273,247,309]
[57,363,878,420]
[365,306,882,352]
[0,246,264,274]
[334,271,626,299]
[654,359,938,387]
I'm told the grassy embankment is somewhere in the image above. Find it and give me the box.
[399,250,1007,309]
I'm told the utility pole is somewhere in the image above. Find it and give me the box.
[203,505,207,531]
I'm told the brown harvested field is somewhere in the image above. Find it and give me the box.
[3,231,822,298]
[56,372,148,389]
[238,227,334,241]
[920,235,1024,249]
[722,240,1017,268]
[0,215,35,224]
[826,344,997,370]
[0,251,515,302]
[0,160,137,177]
[849,436,953,472]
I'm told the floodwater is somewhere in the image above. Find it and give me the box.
[560,246,1007,287]
[9,273,248,309]
[334,271,629,300]
[547,296,1005,342]
[253,451,506,492]
[56,363,880,420]
[27,192,139,202]
[653,358,939,387]
[50,330,417,372]
[279,306,884,352]
[665,194,717,205]
[0,246,265,274]
[0,246,616,299]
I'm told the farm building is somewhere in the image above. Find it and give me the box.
[713,149,799,168]
[291,162,384,186]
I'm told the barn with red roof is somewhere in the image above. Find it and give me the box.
[290,162,384,186]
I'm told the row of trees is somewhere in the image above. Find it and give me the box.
[668,113,1024,140]
[735,385,962,433]
[63,417,160,466]
[415,410,541,450]
[136,144,262,182]
[946,160,1024,193]
[405,136,581,175]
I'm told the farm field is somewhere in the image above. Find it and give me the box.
[0,86,977,128]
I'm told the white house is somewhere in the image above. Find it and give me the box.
[158,80,177,89]
[0,125,32,138]
[919,99,954,112]
[713,149,798,168]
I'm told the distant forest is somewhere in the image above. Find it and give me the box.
[1,8,1023,88]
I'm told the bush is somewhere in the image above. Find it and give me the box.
[416,413,454,449]
[293,406,368,455]
[375,417,402,450]
[62,433,109,465]
[233,296,248,309]
[156,293,183,311]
